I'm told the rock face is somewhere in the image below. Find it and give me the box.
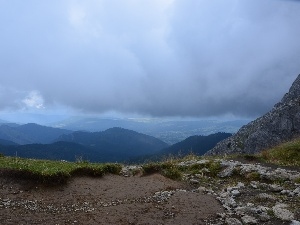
[206,74,300,155]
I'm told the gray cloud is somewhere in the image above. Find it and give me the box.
[1,0,300,118]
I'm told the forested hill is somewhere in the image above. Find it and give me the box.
[56,127,169,156]
[159,132,232,156]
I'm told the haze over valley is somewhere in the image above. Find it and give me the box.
[0,0,300,162]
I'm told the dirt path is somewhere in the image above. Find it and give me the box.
[0,174,223,225]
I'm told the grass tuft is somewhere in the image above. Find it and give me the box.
[142,161,182,180]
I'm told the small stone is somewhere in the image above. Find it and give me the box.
[293,187,300,196]
[257,193,276,201]
[269,184,283,192]
[217,213,226,218]
[272,203,294,221]
[250,181,258,189]
[218,165,235,178]
[290,220,300,225]
[225,218,242,225]
[241,215,257,224]
[231,190,241,197]
[281,190,290,195]
[227,187,233,192]
[196,159,210,164]
[224,196,237,208]
[237,182,245,188]
[194,174,202,178]
[197,187,207,193]
[190,179,199,185]
[259,212,271,222]
[235,206,248,215]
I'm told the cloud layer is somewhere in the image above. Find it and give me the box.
[1,0,300,118]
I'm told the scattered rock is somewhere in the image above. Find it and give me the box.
[197,186,207,193]
[257,193,276,201]
[293,187,300,196]
[231,190,241,197]
[218,164,235,178]
[189,179,199,185]
[272,203,295,221]
[258,212,271,222]
[241,215,257,224]
[225,218,242,225]
[269,184,284,192]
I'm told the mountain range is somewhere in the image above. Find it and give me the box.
[0,127,169,162]
[51,117,248,144]
[0,122,231,162]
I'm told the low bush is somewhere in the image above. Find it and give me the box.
[142,162,183,180]
[142,162,162,175]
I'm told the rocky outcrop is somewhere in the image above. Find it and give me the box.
[206,74,300,155]
[176,158,300,224]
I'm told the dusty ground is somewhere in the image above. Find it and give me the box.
[0,173,224,225]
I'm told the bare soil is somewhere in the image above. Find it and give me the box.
[0,174,224,225]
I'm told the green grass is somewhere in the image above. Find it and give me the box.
[259,139,300,167]
[0,156,122,184]
[142,156,222,181]
[142,161,182,180]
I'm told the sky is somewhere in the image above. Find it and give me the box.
[1,0,300,123]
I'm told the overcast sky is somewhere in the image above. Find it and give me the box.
[1,0,300,121]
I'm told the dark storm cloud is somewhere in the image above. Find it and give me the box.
[0,0,300,118]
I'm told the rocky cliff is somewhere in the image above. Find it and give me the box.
[205,74,300,155]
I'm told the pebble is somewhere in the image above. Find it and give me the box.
[225,218,242,225]
[231,190,240,197]
[190,179,200,185]
[269,184,283,192]
[241,215,257,224]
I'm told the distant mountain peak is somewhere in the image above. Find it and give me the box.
[277,74,300,106]
[206,74,300,156]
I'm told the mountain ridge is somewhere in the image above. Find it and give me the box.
[159,132,232,156]
[56,127,169,157]
[0,123,72,145]
[0,127,169,162]
[206,74,300,155]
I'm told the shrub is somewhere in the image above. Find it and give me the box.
[142,163,162,175]
[245,172,261,181]
[102,163,122,175]
[208,161,222,177]
[163,167,182,180]
[294,177,300,184]
[142,162,182,180]
[243,154,259,161]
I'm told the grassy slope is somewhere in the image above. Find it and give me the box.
[259,138,300,167]
[0,155,122,183]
